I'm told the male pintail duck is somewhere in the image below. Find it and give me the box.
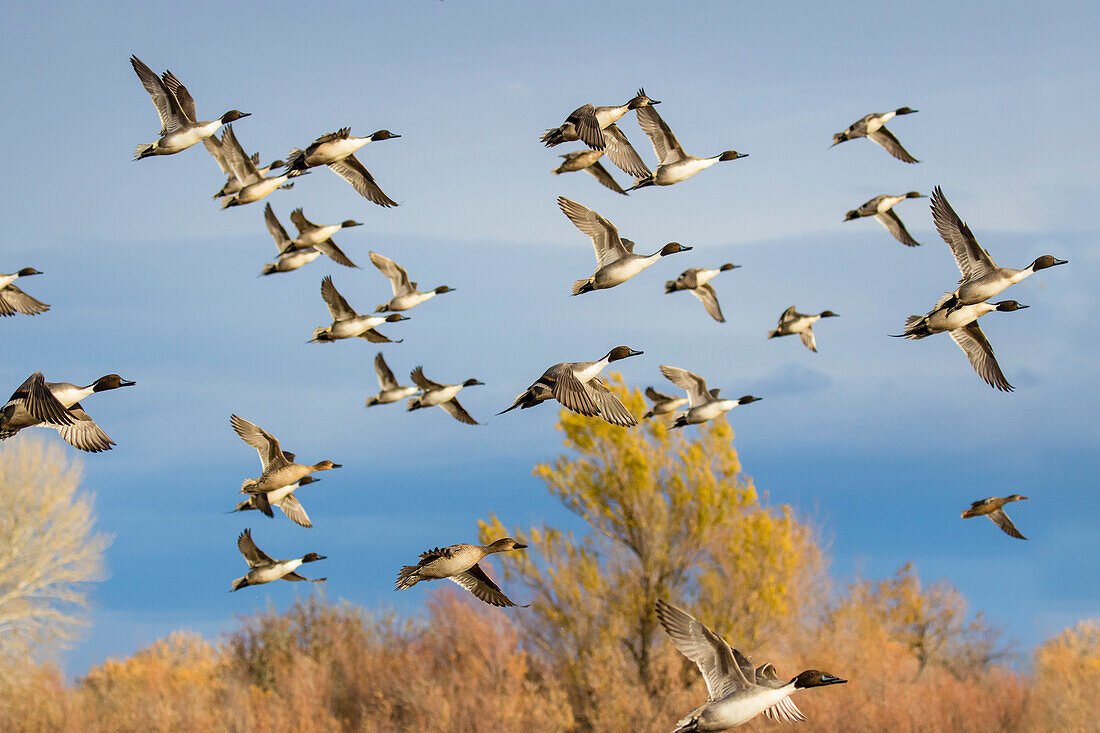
[0,268,49,316]
[558,197,691,295]
[931,186,1067,314]
[541,89,657,179]
[311,276,408,343]
[643,387,689,419]
[230,529,326,592]
[369,251,455,312]
[204,133,286,199]
[553,150,629,195]
[230,415,341,517]
[229,476,319,529]
[285,128,400,207]
[656,599,845,731]
[407,367,483,425]
[896,299,1027,392]
[629,105,747,189]
[831,107,919,163]
[395,538,528,607]
[768,307,839,352]
[498,346,643,427]
[844,192,924,246]
[219,126,304,208]
[961,495,1029,539]
[260,204,321,275]
[276,208,360,268]
[666,264,740,323]
[130,56,249,160]
[0,372,135,452]
[659,365,761,428]
[366,352,420,407]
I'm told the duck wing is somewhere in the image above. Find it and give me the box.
[931,186,997,282]
[263,203,293,252]
[689,283,725,323]
[203,133,231,175]
[777,305,799,326]
[586,377,638,427]
[130,56,185,135]
[313,239,357,268]
[546,363,600,417]
[374,352,401,390]
[645,386,675,403]
[988,508,1026,539]
[230,414,290,472]
[601,123,652,179]
[237,528,275,568]
[369,251,413,296]
[566,104,604,149]
[357,328,401,344]
[635,105,687,165]
[0,285,49,316]
[440,398,479,425]
[273,492,312,528]
[320,276,359,321]
[800,327,818,352]
[655,599,752,702]
[659,365,711,408]
[220,125,261,186]
[159,70,196,123]
[867,125,919,163]
[557,197,629,268]
[281,571,325,583]
[948,321,1013,392]
[449,563,525,607]
[6,373,76,428]
[54,405,115,453]
[288,208,320,235]
[583,160,628,195]
[875,208,920,247]
[409,367,444,391]
[327,154,398,207]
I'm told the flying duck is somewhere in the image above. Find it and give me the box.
[311,276,408,343]
[275,208,361,268]
[0,373,134,452]
[130,56,249,159]
[844,192,924,246]
[219,125,303,208]
[260,204,321,275]
[229,476,320,528]
[831,107,919,163]
[407,367,483,425]
[366,352,419,407]
[768,307,839,352]
[540,89,657,179]
[558,197,691,295]
[961,495,1029,539]
[659,365,761,428]
[369,251,455,312]
[284,128,400,207]
[396,538,528,607]
[498,346,643,427]
[656,599,845,731]
[629,105,747,189]
[204,134,285,200]
[230,529,326,592]
[0,268,49,316]
[665,264,740,322]
[552,150,629,195]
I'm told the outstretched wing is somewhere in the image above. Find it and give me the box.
[557,196,629,268]
[54,405,115,453]
[635,105,687,165]
[948,322,1013,392]
[655,599,751,702]
[327,154,398,207]
[875,209,920,247]
[930,186,997,282]
[601,123,652,179]
[988,508,1026,539]
[369,251,413,296]
[230,414,289,471]
[130,56,184,135]
[659,365,710,407]
[0,285,50,316]
[263,203,293,251]
[409,366,444,391]
[374,352,400,390]
[689,283,725,322]
[867,125,918,163]
[237,528,275,568]
[448,563,525,607]
[439,398,479,425]
[586,377,638,427]
[320,276,358,321]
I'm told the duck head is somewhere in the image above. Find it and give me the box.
[370,130,401,141]
[737,395,762,405]
[341,220,364,228]
[660,242,692,256]
[718,150,748,161]
[606,346,644,362]
[314,460,341,471]
[994,300,1028,312]
[488,537,528,552]
[463,378,485,387]
[719,263,740,271]
[17,268,43,277]
[433,285,456,295]
[301,552,326,563]
[92,375,136,391]
[1007,494,1029,502]
[819,310,839,318]
[628,88,660,109]
[1031,255,1068,271]
[384,313,410,323]
[220,110,251,123]
[792,670,847,689]
[895,106,918,115]
[905,191,925,199]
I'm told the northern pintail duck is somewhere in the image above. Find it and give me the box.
[666,264,740,323]
[831,107,919,163]
[285,128,399,207]
[0,372,135,452]
[369,251,455,312]
[659,365,761,428]
[844,192,924,247]
[629,105,747,189]
[768,307,839,352]
[931,186,1067,313]
[311,276,408,343]
[498,346,643,427]
[130,56,249,160]
[897,299,1028,391]
[656,599,845,731]
[643,387,689,419]
[220,126,303,208]
[961,495,1029,539]
[276,208,360,268]
[366,352,420,406]
[553,150,629,194]
[407,367,483,425]
[230,529,326,592]
[0,268,49,316]
[541,89,657,179]
[231,414,341,517]
[396,538,528,607]
[558,197,691,295]
[230,476,319,528]
[204,133,285,199]
[260,204,321,275]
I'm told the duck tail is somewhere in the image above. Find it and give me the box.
[643,409,655,419]
[309,327,332,343]
[284,148,307,173]
[572,278,594,296]
[898,315,931,339]
[767,329,780,339]
[671,415,688,429]
[664,280,678,294]
[540,127,565,147]
[627,176,655,191]
[133,143,156,160]
[395,566,421,590]
[671,711,701,733]
[260,263,277,276]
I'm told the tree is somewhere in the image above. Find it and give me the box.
[0,436,111,666]
[479,377,823,730]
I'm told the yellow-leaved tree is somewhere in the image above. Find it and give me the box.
[479,377,823,731]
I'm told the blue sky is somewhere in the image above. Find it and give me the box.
[2,1,1097,675]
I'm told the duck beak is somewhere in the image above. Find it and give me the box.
[514,543,528,549]
[330,463,343,469]
[119,378,137,387]
[627,349,644,357]
[821,675,847,685]
[1053,258,1069,266]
